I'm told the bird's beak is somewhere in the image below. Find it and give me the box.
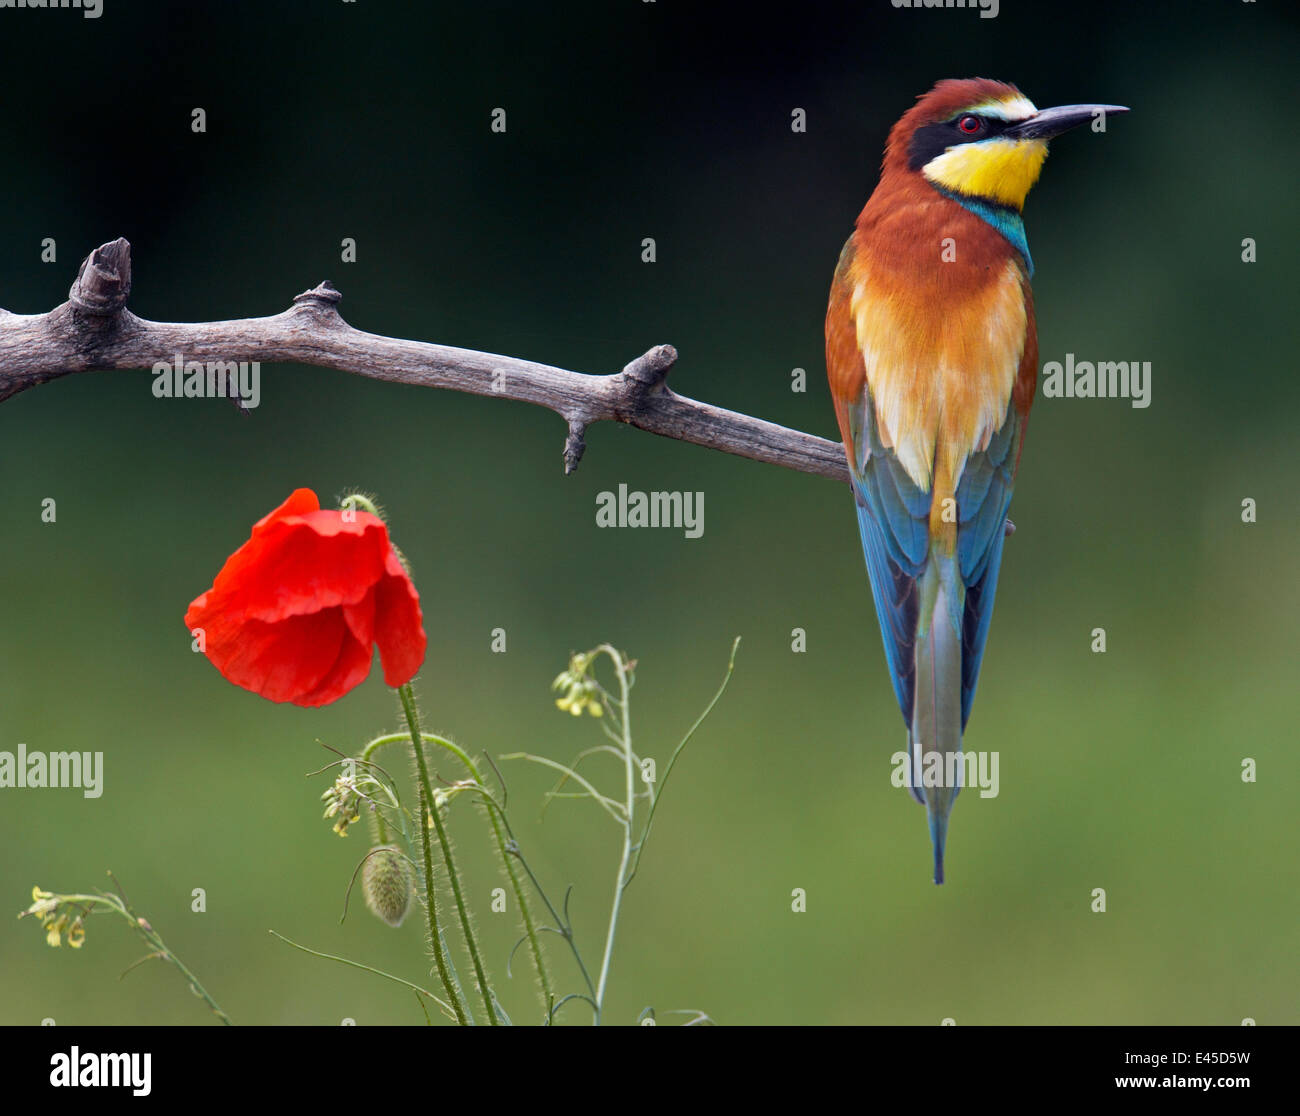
[1004,103,1129,140]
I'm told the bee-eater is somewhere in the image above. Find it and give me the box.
[825,78,1126,884]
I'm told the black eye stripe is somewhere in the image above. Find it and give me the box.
[906,113,1009,171]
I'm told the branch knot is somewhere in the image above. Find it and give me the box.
[293,281,343,307]
[68,238,132,316]
[621,344,677,392]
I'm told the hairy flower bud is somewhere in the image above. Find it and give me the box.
[362,845,414,928]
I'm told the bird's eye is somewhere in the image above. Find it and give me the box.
[957,115,982,135]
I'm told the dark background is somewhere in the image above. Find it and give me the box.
[1,0,1295,1025]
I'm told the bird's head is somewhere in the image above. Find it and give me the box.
[885,78,1128,212]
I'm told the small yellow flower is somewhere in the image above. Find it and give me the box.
[331,810,360,837]
[552,654,605,718]
[67,919,85,949]
[44,914,66,948]
[321,772,368,837]
[23,886,60,919]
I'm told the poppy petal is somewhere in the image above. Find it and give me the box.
[343,586,376,648]
[203,608,349,704]
[203,516,391,624]
[291,623,376,707]
[252,487,320,530]
[373,551,427,687]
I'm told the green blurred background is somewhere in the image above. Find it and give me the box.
[1,0,1295,1025]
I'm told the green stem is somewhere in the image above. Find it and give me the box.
[359,734,398,765]
[509,845,597,1008]
[134,923,231,1026]
[340,493,382,518]
[364,730,554,1017]
[43,886,231,1025]
[398,684,499,1026]
[593,644,635,1025]
[366,786,392,847]
[356,741,396,846]
[394,691,467,1025]
[482,796,554,1015]
[270,931,452,1017]
[625,636,740,887]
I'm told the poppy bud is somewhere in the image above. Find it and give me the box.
[362,845,414,928]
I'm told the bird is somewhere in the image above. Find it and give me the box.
[825,79,1127,884]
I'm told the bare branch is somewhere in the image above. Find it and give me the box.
[0,238,1019,534]
[0,238,849,482]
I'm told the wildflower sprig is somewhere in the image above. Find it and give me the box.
[17,874,230,1024]
[21,887,87,949]
[321,766,393,837]
[506,637,739,1024]
[553,651,608,717]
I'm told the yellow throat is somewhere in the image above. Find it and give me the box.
[921,136,1049,210]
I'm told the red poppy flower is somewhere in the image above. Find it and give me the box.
[185,489,426,707]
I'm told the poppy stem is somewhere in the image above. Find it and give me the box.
[396,685,469,1025]
[398,683,501,1026]
[360,730,555,1018]
[340,493,382,519]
